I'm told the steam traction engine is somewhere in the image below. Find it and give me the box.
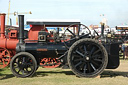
[10,15,120,78]
[0,13,59,68]
[0,14,29,68]
[0,14,19,68]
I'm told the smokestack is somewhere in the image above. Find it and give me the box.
[0,13,6,38]
[101,23,105,38]
[18,15,24,44]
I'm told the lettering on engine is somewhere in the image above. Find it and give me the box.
[37,49,48,51]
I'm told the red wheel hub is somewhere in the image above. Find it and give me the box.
[40,58,61,68]
[0,47,11,68]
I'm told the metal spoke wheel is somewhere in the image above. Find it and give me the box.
[40,58,61,68]
[63,23,91,48]
[10,52,37,78]
[67,38,108,78]
[0,47,11,68]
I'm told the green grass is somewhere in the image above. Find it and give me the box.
[0,60,128,85]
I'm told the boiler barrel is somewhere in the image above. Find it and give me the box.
[18,43,67,58]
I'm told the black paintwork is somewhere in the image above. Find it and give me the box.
[104,43,120,69]
[25,42,67,58]
[16,15,120,69]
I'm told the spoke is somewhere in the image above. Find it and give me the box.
[21,70,25,75]
[76,50,84,57]
[91,60,99,67]
[87,43,92,49]
[79,46,84,53]
[18,57,22,64]
[87,62,91,73]
[22,57,25,63]
[3,58,9,61]
[1,50,6,55]
[30,65,34,70]
[73,54,81,58]
[25,68,29,73]
[74,58,83,62]
[92,54,101,59]
[26,62,33,66]
[75,61,82,67]
[72,54,80,60]
[84,45,87,52]
[93,49,101,55]
[14,66,19,69]
[94,59,103,63]
[17,68,21,73]
[16,62,20,66]
[2,59,6,65]
[90,46,95,54]
[53,58,56,63]
[67,28,76,37]
[80,62,85,68]
[90,63,96,71]
[83,64,87,74]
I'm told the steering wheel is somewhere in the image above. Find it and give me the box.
[62,23,91,48]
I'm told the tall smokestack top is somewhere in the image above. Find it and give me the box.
[0,13,6,15]
[18,15,24,44]
[0,13,6,38]
[101,22,105,38]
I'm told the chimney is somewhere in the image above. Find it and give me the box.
[0,13,6,38]
[101,23,105,38]
[18,15,24,44]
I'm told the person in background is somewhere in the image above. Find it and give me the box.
[122,41,128,59]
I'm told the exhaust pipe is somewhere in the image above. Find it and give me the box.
[18,15,24,44]
[0,13,6,38]
[16,15,25,52]
[101,23,105,38]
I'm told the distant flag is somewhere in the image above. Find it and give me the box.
[121,23,128,25]
[61,27,66,31]
[100,14,105,16]
[125,23,127,25]
[16,16,18,25]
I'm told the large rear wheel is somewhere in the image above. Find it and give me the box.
[67,38,108,77]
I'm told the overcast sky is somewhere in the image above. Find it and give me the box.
[0,0,128,27]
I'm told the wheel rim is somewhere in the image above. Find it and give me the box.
[40,58,61,68]
[70,41,106,76]
[63,24,91,48]
[0,47,11,68]
[12,55,35,76]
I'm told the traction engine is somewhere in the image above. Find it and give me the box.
[0,13,60,68]
[10,15,120,78]
[0,14,18,68]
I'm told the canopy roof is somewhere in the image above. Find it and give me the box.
[26,19,80,27]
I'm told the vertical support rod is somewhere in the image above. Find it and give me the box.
[0,13,6,38]
[18,15,24,44]
[77,24,80,36]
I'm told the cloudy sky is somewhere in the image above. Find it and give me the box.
[0,0,128,27]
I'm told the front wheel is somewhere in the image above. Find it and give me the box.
[67,38,108,78]
[10,52,37,78]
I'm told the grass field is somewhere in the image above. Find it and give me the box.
[0,60,128,85]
